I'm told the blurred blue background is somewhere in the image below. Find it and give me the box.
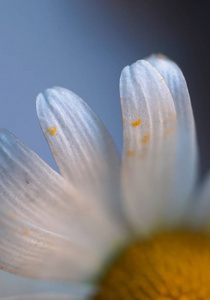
[0,0,209,296]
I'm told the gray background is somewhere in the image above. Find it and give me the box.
[0,0,209,296]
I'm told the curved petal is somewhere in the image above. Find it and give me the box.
[36,87,125,227]
[120,60,179,233]
[0,210,105,281]
[0,129,126,261]
[147,54,198,218]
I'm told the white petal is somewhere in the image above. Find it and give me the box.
[0,294,71,300]
[0,129,126,264]
[0,293,88,300]
[0,285,94,300]
[120,60,179,233]
[1,297,70,300]
[36,87,125,227]
[0,210,105,281]
[0,271,93,299]
[1,296,74,300]
[0,129,75,236]
[147,54,198,218]
[0,291,91,300]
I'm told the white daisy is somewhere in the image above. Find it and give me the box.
[0,54,209,300]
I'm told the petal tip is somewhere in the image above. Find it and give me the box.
[0,128,11,142]
[36,87,64,113]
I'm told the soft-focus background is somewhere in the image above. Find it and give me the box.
[0,0,209,296]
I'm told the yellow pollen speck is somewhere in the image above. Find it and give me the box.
[161,78,164,81]
[127,150,134,156]
[166,128,172,136]
[122,118,125,123]
[52,150,58,155]
[93,231,210,300]
[24,231,28,235]
[141,134,150,144]
[131,118,141,127]
[47,126,57,135]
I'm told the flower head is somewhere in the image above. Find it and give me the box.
[0,55,209,299]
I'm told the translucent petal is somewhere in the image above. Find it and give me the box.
[0,129,126,276]
[0,271,93,299]
[147,54,198,220]
[0,210,105,281]
[0,295,83,300]
[0,296,71,300]
[120,59,178,233]
[36,87,125,227]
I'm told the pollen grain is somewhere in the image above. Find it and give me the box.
[127,150,134,156]
[131,118,141,127]
[141,134,150,144]
[47,126,57,135]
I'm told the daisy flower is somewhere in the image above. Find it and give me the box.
[0,54,209,300]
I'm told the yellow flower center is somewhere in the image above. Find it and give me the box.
[93,231,210,300]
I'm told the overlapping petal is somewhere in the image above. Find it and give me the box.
[0,55,202,298]
[0,129,123,249]
[120,60,178,233]
[0,209,104,281]
[147,54,198,220]
[0,129,126,281]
